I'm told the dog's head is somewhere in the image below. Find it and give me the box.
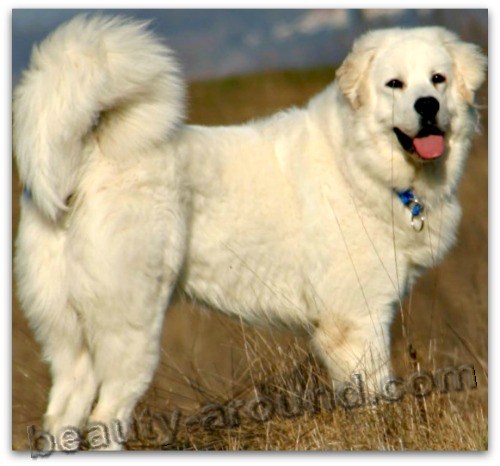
[336,27,486,165]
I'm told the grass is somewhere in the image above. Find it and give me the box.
[123,318,487,451]
[12,65,488,451]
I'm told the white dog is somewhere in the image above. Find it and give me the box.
[13,15,486,449]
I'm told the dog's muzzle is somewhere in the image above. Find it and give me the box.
[394,97,445,162]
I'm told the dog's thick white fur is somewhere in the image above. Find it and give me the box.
[14,15,486,449]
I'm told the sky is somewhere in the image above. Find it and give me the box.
[12,9,488,82]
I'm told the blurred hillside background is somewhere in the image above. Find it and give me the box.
[13,9,487,82]
[12,9,488,450]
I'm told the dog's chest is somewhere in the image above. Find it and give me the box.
[394,196,461,271]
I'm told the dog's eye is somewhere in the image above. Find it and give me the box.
[386,79,404,89]
[432,73,446,84]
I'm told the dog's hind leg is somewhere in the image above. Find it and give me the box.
[15,201,98,442]
[84,269,179,450]
[77,179,186,450]
[43,336,97,439]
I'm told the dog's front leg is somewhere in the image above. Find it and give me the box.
[310,312,393,401]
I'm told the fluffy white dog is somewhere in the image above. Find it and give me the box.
[13,15,486,449]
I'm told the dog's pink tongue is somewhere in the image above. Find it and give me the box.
[413,135,444,160]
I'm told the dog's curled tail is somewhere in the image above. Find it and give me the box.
[13,15,185,221]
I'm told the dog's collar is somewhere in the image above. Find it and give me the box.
[395,188,425,232]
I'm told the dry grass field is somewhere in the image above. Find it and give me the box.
[12,67,488,451]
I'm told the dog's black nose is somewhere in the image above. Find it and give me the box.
[414,97,440,121]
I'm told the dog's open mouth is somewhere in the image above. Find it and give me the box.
[393,126,445,161]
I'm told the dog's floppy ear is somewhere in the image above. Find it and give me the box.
[336,45,376,109]
[443,33,487,104]
[336,31,388,109]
